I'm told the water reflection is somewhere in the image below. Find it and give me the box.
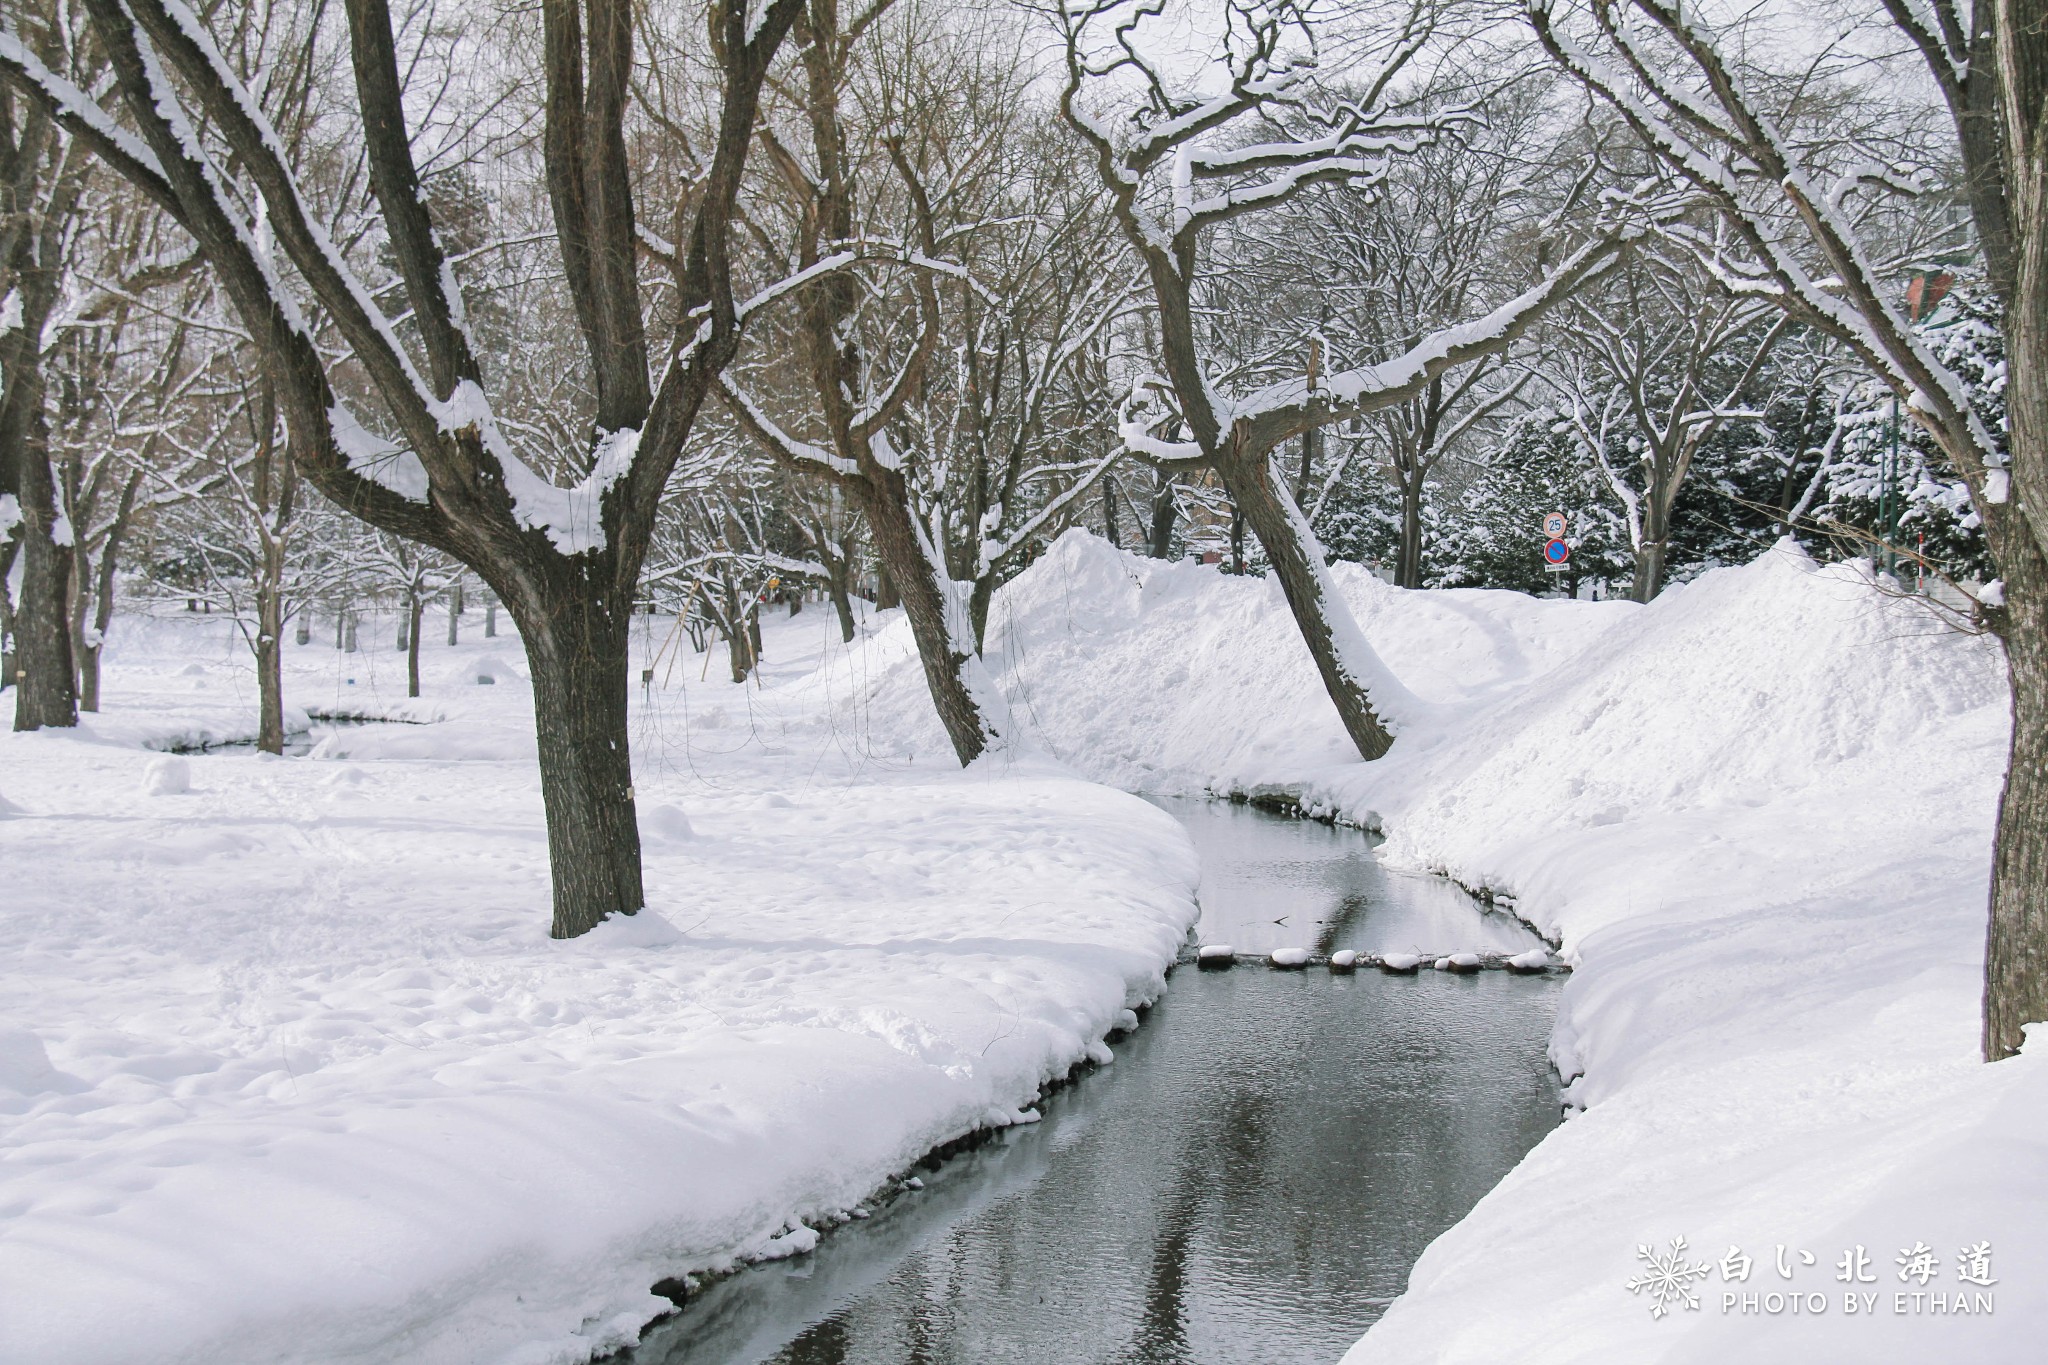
[629,800,1561,1365]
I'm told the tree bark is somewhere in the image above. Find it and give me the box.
[255,544,286,755]
[76,469,139,713]
[9,429,75,731]
[446,581,462,645]
[855,474,993,763]
[1983,0,2048,1056]
[1395,464,1425,589]
[1214,446,1395,758]
[1147,474,1178,558]
[1986,535,2048,1058]
[406,586,425,698]
[485,601,497,637]
[513,583,644,939]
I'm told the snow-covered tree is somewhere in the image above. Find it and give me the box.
[1058,0,1630,759]
[1529,0,2048,1057]
[2,0,808,936]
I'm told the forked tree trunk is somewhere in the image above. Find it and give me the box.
[511,583,644,940]
[855,474,996,763]
[1214,444,1396,759]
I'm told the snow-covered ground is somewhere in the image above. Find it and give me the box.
[9,527,2042,1364]
[863,531,2039,1362]
[0,601,1198,1365]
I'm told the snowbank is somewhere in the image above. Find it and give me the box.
[0,602,1198,1365]
[861,531,2042,1361]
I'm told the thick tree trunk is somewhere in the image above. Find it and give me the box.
[344,612,359,653]
[1986,538,2048,1058]
[1983,46,2048,1054]
[855,475,996,763]
[1214,446,1396,759]
[875,565,900,610]
[514,586,644,939]
[406,588,425,698]
[11,441,76,731]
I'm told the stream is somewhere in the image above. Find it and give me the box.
[626,796,1564,1365]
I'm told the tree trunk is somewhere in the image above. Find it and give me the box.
[407,588,425,698]
[1148,475,1178,558]
[447,582,462,645]
[295,614,310,646]
[255,542,287,755]
[855,475,998,763]
[1213,446,1397,759]
[1985,536,2048,1058]
[0,551,16,691]
[875,565,900,610]
[1395,465,1425,589]
[1983,32,2048,1054]
[485,601,498,637]
[1230,503,1246,574]
[513,586,644,940]
[1102,473,1120,547]
[10,437,76,731]
[344,612,359,653]
[826,559,857,642]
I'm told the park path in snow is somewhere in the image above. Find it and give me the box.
[858,531,2047,1364]
[0,599,1198,1365]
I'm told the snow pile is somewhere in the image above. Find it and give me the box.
[0,601,1198,1365]
[857,530,2040,1360]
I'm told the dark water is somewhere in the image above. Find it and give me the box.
[628,798,1563,1365]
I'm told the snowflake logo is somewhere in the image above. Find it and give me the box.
[1627,1237,1713,1319]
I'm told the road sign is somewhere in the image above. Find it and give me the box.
[1543,537,1570,565]
[1542,511,1567,538]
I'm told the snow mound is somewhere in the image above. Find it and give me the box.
[0,789,23,818]
[0,1026,58,1094]
[461,653,524,687]
[141,755,191,796]
[641,804,695,842]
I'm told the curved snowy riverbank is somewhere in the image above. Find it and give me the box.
[0,610,1197,1365]
[860,531,2047,1363]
